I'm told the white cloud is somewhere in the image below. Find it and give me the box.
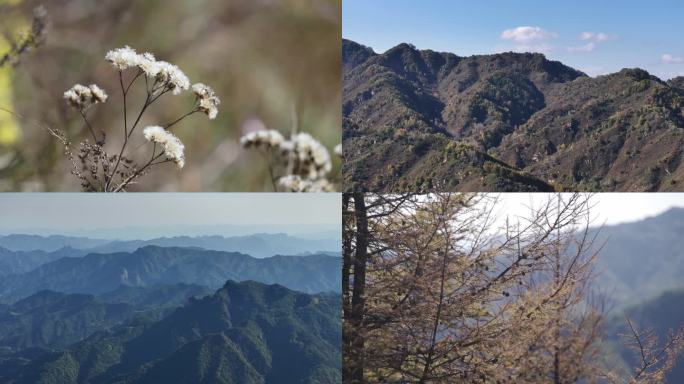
[500,26,557,43]
[662,53,684,64]
[567,43,596,52]
[579,32,617,42]
[499,26,557,53]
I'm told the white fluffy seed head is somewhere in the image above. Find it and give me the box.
[89,84,108,103]
[278,175,334,192]
[192,83,220,119]
[63,83,107,111]
[240,129,285,149]
[287,132,332,179]
[155,61,190,95]
[105,46,139,70]
[143,126,186,169]
[138,52,160,77]
[334,143,342,157]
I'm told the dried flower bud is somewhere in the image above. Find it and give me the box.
[192,83,220,119]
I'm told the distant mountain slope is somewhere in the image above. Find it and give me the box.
[0,233,340,258]
[0,247,88,276]
[604,289,684,382]
[3,280,342,384]
[343,39,684,192]
[89,233,339,258]
[0,246,340,302]
[591,207,684,306]
[0,235,108,252]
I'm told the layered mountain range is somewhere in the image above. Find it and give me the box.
[0,233,339,258]
[343,39,684,192]
[0,246,340,302]
[0,232,342,383]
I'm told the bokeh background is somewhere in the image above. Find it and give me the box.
[0,0,341,191]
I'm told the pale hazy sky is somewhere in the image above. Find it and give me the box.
[0,193,341,238]
[495,193,684,227]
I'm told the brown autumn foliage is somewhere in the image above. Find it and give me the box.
[343,193,684,383]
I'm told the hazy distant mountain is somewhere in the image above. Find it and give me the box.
[343,39,684,192]
[592,207,684,306]
[0,247,88,277]
[0,233,340,258]
[605,289,684,382]
[0,246,340,303]
[88,233,340,258]
[2,280,341,384]
[0,235,107,252]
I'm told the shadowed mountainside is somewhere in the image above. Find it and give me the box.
[0,280,341,384]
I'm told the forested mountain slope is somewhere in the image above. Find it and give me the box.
[0,280,341,384]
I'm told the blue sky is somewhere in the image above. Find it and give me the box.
[343,0,684,79]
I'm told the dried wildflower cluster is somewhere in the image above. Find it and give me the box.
[52,46,219,191]
[63,84,108,111]
[240,128,341,192]
[105,46,190,94]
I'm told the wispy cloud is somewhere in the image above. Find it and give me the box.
[579,32,617,42]
[662,53,684,64]
[501,26,557,42]
[500,26,557,53]
[567,31,616,53]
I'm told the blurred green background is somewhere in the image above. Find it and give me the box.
[0,0,341,191]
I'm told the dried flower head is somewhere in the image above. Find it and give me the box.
[105,46,140,71]
[278,175,334,192]
[63,84,108,111]
[192,83,220,119]
[240,129,285,149]
[143,126,185,168]
[137,52,160,77]
[155,61,190,95]
[287,132,332,179]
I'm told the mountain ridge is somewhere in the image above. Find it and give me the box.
[343,39,684,192]
[0,233,340,258]
[0,246,341,303]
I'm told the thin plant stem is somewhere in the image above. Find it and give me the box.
[113,150,166,192]
[165,109,199,130]
[79,110,99,144]
[260,149,278,191]
[108,88,152,190]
